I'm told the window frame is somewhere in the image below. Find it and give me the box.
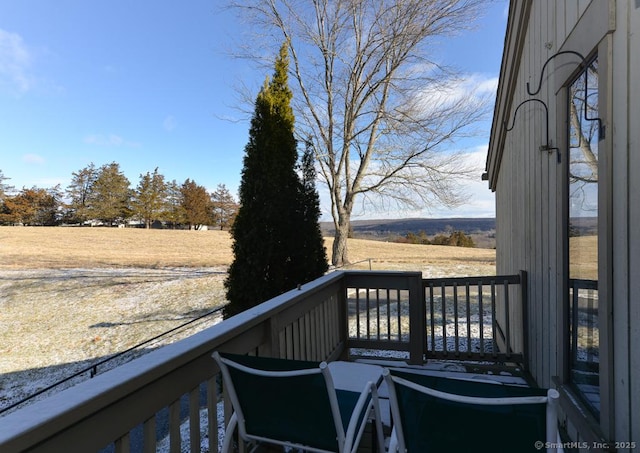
[565,55,601,419]
[555,33,614,440]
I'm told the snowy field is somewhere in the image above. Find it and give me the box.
[0,267,228,416]
[0,227,499,451]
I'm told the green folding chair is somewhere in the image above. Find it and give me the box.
[383,369,559,453]
[213,352,385,453]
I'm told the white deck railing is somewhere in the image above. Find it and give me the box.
[0,270,524,453]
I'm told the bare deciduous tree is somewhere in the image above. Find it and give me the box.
[569,60,599,184]
[229,0,491,265]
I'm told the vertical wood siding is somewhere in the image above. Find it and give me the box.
[496,0,565,388]
[493,0,639,445]
[610,0,640,444]
[627,3,640,444]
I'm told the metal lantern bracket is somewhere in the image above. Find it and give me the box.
[504,98,561,163]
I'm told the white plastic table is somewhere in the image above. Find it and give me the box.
[327,361,384,391]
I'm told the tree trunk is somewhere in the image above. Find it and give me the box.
[570,99,598,178]
[332,216,350,267]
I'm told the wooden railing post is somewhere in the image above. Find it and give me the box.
[408,272,425,365]
[338,274,350,361]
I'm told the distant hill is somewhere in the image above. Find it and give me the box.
[320,217,496,248]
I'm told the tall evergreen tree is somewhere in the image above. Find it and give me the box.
[90,162,131,226]
[66,163,97,224]
[294,140,329,281]
[224,43,327,318]
[133,168,168,228]
[0,169,14,202]
[210,183,238,230]
[164,179,186,228]
[180,179,211,230]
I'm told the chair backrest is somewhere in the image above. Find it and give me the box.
[384,369,559,453]
[214,352,344,452]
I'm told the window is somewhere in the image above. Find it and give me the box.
[567,56,600,419]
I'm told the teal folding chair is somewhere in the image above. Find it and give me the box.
[213,352,384,453]
[383,369,559,453]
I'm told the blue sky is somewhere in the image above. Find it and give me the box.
[0,0,508,220]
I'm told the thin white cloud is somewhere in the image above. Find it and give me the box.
[317,143,495,221]
[417,73,499,111]
[461,144,491,176]
[23,153,45,165]
[0,28,62,95]
[0,28,33,93]
[163,115,177,131]
[419,144,495,218]
[474,76,500,94]
[84,134,140,147]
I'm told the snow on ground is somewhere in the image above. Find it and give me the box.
[0,267,227,416]
[347,285,499,357]
[4,263,564,452]
[156,403,225,453]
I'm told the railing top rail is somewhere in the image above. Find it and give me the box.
[569,278,598,290]
[342,269,422,277]
[423,274,521,286]
[344,270,422,289]
[343,270,422,278]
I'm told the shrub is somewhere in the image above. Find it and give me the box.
[400,230,475,248]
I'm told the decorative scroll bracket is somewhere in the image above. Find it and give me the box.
[504,98,561,163]
[527,50,604,140]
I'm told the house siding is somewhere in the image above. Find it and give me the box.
[632,0,640,441]
[611,1,640,445]
[628,1,640,446]
[495,0,565,390]
[488,0,639,447]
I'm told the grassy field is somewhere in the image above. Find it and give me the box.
[0,226,234,269]
[0,226,495,412]
[0,225,495,270]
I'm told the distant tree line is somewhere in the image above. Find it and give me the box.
[0,165,238,229]
[396,230,476,248]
